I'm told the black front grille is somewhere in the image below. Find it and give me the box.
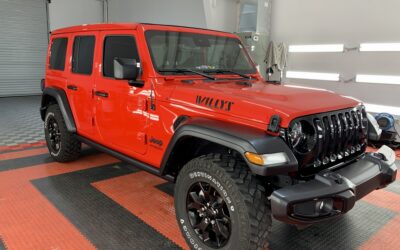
[290,106,368,176]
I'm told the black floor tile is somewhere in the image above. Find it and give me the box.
[32,163,180,250]
[0,148,98,172]
[0,96,43,146]
[269,201,396,250]
[156,182,174,196]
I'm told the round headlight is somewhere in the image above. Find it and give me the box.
[289,120,316,153]
[289,121,304,147]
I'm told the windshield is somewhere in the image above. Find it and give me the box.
[145,30,256,75]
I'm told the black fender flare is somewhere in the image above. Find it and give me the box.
[160,117,298,176]
[40,87,77,133]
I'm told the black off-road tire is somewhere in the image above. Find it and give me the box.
[44,104,81,162]
[175,153,272,250]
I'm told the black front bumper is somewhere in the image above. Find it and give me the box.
[271,146,398,225]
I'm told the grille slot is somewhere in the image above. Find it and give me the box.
[290,106,367,176]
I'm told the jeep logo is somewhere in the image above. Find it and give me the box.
[196,96,234,111]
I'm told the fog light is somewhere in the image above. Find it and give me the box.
[292,198,335,218]
[316,199,333,214]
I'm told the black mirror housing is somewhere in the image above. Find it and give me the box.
[113,58,139,81]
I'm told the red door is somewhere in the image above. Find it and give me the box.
[94,30,149,156]
[67,32,98,139]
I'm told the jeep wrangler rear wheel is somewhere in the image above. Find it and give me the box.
[44,104,81,162]
[175,153,272,250]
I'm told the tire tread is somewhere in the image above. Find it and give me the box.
[190,153,272,250]
[45,104,81,162]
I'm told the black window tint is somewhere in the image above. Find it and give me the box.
[103,36,139,77]
[49,38,68,70]
[72,36,95,75]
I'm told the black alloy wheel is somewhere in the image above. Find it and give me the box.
[44,104,81,162]
[47,116,61,153]
[186,182,231,248]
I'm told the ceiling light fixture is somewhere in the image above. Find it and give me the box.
[359,43,400,52]
[364,103,400,116]
[356,74,400,85]
[286,71,340,81]
[289,44,344,53]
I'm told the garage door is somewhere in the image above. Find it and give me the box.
[0,0,48,97]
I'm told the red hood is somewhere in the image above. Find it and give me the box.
[168,79,360,128]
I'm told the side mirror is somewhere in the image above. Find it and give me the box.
[113,58,144,87]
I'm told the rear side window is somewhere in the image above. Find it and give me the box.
[49,38,68,70]
[103,36,139,77]
[72,36,95,75]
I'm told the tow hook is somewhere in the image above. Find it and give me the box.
[371,152,388,161]
[322,172,344,184]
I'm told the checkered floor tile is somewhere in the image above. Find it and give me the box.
[0,96,44,147]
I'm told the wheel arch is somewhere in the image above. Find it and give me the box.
[160,117,298,180]
[40,87,77,133]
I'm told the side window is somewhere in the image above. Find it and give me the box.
[49,38,68,70]
[72,36,95,75]
[103,36,139,77]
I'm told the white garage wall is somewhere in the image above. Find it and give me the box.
[203,0,238,33]
[108,0,207,29]
[48,0,245,34]
[202,0,271,34]
[271,0,400,108]
[48,0,103,31]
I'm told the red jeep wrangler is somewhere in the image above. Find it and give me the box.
[41,23,397,250]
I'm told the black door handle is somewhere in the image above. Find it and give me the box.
[95,91,109,98]
[67,85,78,91]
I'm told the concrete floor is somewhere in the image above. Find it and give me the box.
[0,96,399,250]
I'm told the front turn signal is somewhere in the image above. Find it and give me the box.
[245,152,265,166]
[245,152,289,166]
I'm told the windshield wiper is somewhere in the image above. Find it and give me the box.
[159,68,216,80]
[203,69,252,79]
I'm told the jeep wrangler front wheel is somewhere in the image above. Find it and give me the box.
[174,154,271,250]
[44,104,81,162]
